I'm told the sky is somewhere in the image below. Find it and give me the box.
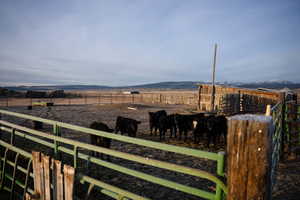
[0,0,299,86]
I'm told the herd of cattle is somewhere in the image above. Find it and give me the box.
[87,110,228,159]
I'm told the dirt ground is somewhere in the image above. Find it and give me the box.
[0,103,299,200]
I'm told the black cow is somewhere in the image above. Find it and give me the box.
[193,115,227,147]
[115,116,141,137]
[148,110,167,136]
[174,113,204,141]
[32,120,43,130]
[158,114,177,140]
[206,115,227,147]
[89,121,114,160]
[192,115,212,145]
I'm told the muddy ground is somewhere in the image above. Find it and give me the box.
[0,103,299,200]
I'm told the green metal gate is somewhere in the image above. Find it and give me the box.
[0,109,227,200]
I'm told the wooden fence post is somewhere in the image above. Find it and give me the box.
[279,93,286,159]
[227,114,273,200]
[265,105,271,116]
[198,85,202,110]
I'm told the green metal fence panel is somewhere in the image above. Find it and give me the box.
[0,109,227,200]
[0,109,220,161]
[0,141,151,200]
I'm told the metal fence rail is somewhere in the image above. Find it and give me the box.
[0,109,227,200]
[0,141,150,200]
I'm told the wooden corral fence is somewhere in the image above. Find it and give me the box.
[0,92,199,107]
[197,84,280,112]
[0,109,227,200]
[219,93,277,115]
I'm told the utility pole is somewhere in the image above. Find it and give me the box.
[211,44,217,112]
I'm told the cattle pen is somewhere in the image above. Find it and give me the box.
[0,86,299,200]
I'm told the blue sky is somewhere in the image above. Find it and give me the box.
[0,0,299,86]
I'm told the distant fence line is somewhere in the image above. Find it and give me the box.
[0,93,199,107]
[1,86,291,116]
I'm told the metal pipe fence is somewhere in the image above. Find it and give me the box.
[0,109,227,200]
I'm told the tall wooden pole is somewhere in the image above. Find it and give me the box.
[211,44,217,111]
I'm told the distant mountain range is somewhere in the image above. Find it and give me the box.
[3,81,300,91]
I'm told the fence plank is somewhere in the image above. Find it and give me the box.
[53,160,64,200]
[227,114,272,200]
[40,157,45,200]
[64,165,75,200]
[42,155,51,200]
[32,152,42,199]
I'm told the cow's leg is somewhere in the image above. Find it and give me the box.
[207,134,212,148]
[213,133,217,147]
[159,128,163,140]
[174,127,177,138]
[184,130,188,142]
[115,127,119,134]
[178,129,182,140]
[224,132,227,144]
[193,131,198,144]
[150,125,153,136]
[107,154,111,162]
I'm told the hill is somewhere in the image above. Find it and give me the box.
[3,81,300,91]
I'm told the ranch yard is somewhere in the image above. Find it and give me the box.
[1,103,300,199]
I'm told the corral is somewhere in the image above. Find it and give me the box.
[0,87,300,200]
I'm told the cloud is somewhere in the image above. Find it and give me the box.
[0,0,299,86]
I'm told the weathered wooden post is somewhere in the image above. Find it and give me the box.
[210,44,217,112]
[227,114,273,200]
[198,85,202,110]
[279,93,286,159]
